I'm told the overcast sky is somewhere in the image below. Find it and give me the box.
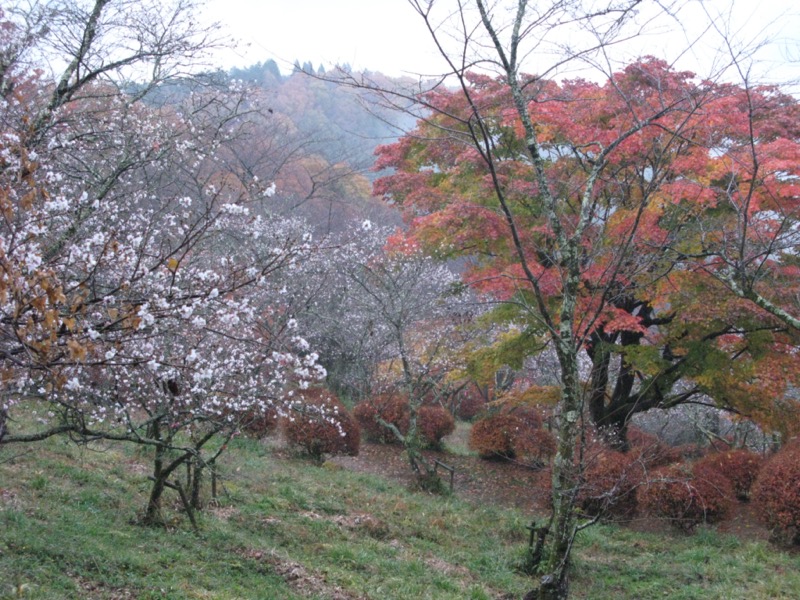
[202,0,800,86]
[202,0,445,76]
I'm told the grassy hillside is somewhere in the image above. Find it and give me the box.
[1,435,799,599]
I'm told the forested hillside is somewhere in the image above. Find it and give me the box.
[224,59,412,233]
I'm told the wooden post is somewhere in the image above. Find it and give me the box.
[433,459,455,493]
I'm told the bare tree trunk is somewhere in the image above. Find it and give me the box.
[0,409,7,444]
[144,423,167,525]
[190,457,203,510]
[405,404,444,492]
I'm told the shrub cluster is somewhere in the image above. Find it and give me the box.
[469,413,519,459]
[284,388,360,462]
[576,448,645,520]
[469,406,555,466]
[454,385,487,420]
[416,405,455,449]
[752,444,800,545]
[353,393,410,444]
[637,462,734,531]
[354,393,457,449]
[697,449,764,500]
[514,428,558,465]
[238,407,280,438]
[627,427,683,467]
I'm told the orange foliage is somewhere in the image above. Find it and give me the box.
[284,388,360,461]
[469,405,555,466]
[353,392,410,444]
[637,462,734,531]
[373,56,800,439]
[752,444,800,545]
[697,450,764,500]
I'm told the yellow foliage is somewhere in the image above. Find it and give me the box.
[495,385,561,408]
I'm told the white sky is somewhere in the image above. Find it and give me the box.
[202,0,446,76]
[202,0,800,87]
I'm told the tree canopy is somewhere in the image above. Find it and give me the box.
[374,57,800,444]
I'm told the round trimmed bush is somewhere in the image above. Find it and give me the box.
[222,406,280,439]
[469,407,554,466]
[284,388,360,462]
[577,448,645,520]
[454,385,486,420]
[627,427,681,467]
[353,392,409,444]
[230,406,279,438]
[469,413,520,459]
[509,405,544,430]
[514,427,557,465]
[673,443,706,461]
[690,459,736,520]
[417,405,455,449]
[696,449,764,501]
[637,461,734,531]
[752,444,800,545]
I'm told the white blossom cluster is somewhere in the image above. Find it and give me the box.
[0,13,326,445]
[267,223,469,400]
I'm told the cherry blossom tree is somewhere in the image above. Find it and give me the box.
[0,1,336,524]
[279,223,471,487]
[344,231,467,486]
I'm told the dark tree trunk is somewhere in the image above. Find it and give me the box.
[586,323,654,452]
[405,404,444,493]
[190,458,203,510]
[144,434,167,525]
[0,409,7,443]
[142,419,189,525]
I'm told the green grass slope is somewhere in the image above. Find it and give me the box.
[1,436,798,599]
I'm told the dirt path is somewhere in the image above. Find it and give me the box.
[332,441,552,512]
[330,437,773,543]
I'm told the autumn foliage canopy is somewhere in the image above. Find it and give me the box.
[374,58,800,439]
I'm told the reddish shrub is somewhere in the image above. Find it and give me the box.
[752,445,800,545]
[637,462,734,531]
[782,436,800,451]
[707,436,735,453]
[696,450,764,501]
[690,459,736,520]
[238,406,279,438]
[514,427,557,465]
[673,443,706,461]
[627,427,681,467]
[455,385,487,420]
[417,405,455,449]
[284,389,360,461]
[577,449,645,520]
[627,427,659,449]
[508,405,544,430]
[469,413,519,459]
[353,392,409,444]
[469,407,554,466]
